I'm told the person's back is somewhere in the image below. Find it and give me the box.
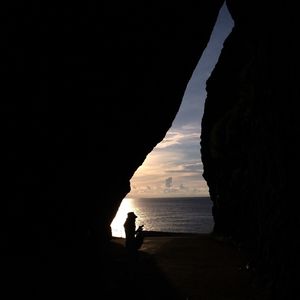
[124,212,137,251]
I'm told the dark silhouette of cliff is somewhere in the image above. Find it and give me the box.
[1,1,299,298]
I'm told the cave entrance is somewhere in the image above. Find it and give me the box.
[111,3,234,238]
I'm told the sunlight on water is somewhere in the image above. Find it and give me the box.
[111,197,214,237]
[110,198,136,238]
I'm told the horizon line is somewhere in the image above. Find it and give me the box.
[125,195,211,200]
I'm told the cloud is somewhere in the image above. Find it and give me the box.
[156,131,184,149]
[164,188,179,194]
[165,177,173,188]
[156,128,200,150]
[166,162,203,174]
[127,137,209,198]
[179,183,189,190]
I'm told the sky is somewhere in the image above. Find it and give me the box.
[127,4,234,198]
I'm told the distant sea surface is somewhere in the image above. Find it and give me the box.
[111,197,214,238]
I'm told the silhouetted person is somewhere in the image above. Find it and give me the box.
[123,212,144,252]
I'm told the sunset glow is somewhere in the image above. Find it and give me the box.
[126,4,233,198]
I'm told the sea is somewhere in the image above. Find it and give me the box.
[110,197,214,238]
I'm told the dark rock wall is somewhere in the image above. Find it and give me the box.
[201,1,299,298]
[1,1,223,258]
[2,1,299,298]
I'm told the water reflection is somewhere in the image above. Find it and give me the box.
[110,197,214,237]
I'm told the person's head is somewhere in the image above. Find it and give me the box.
[127,212,137,220]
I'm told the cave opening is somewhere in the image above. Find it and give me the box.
[4,2,297,299]
[110,3,234,238]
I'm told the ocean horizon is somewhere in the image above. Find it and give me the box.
[111,196,214,238]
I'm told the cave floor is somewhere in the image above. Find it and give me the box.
[103,233,268,300]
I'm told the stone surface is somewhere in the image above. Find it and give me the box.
[1,1,223,297]
[201,1,299,298]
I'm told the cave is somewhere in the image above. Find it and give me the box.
[2,1,299,299]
